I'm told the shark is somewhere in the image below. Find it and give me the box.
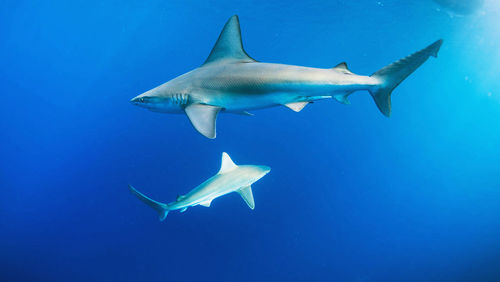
[128,152,270,221]
[130,15,443,139]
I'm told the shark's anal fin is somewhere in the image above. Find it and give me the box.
[284,102,309,112]
[180,207,188,213]
[238,185,255,210]
[202,15,256,66]
[200,199,212,207]
[185,104,222,139]
[333,93,352,105]
[218,152,238,174]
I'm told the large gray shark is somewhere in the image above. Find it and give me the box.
[128,152,270,221]
[131,15,443,139]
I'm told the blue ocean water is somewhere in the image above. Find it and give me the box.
[2,0,500,281]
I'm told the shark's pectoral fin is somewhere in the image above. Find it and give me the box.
[180,207,188,213]
[185,104,222,139]
[238,185,255,210]
[284,102,309,112]
[200,199,212,207]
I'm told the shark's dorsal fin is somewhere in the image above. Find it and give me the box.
[185,104,222,139]
[202,15,256,66]
[238,186,255,210]
[176,195,186,202]
[218,152,238,174]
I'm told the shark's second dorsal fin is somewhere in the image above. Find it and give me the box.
[333,62,348,70]
[202,15,256,66]
[218,152,238,174]
[333,62,353,74]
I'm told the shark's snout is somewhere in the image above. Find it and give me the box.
[261,166,271,174]
[130,96,143,105]
[130,94,154,108]
[130,91,186,114]
[256,165,271,179]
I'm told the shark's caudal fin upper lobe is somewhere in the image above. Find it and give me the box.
[369,39,443,117]
[128,185,169,221]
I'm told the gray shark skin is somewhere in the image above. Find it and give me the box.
[128,152,270,221]
[131,15,443,139]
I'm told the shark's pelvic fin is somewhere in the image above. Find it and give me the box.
[200,199,212,207]
[284,101,309,112]
[238,186,255,210]
[185,104,221,139]
[230,111,254,116]
[202,15,256,66]
[128,185,169,221]
[219,152,238,174]
[369,39,443,117]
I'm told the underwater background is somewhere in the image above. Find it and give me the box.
[2,0,500,281]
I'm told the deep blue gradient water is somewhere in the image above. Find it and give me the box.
[2,1,500,281]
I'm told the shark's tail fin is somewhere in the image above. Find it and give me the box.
[369,39,443,117]
[128,184,169,221]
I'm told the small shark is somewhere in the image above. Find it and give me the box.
[131,15,443,139]
[128,152,270,221]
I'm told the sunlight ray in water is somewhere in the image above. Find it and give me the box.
[2,0,500,281]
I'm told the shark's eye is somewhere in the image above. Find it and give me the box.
[140,98,145,102]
